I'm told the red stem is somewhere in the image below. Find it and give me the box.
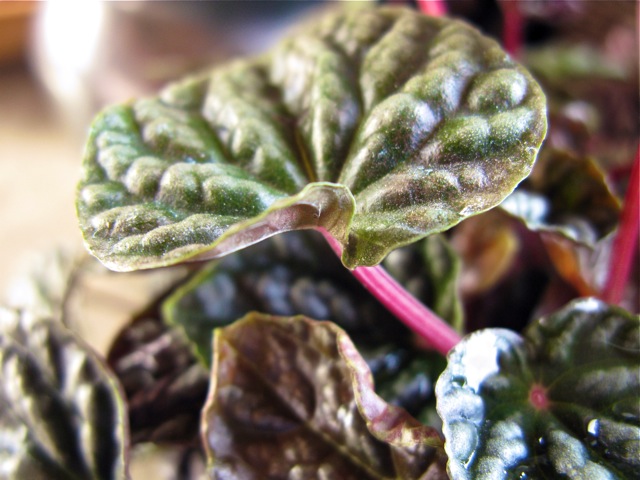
[502,2,524,57]
[602,145,640,305]
[416,0,447,16]
[318,229,461,355]
[315,0,459,355]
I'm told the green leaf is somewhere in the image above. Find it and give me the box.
[0,309,128,480]
[2,248,84,320]
[501,148,621,246]
[524,44,627,83]
[436,298,640,479]
[202,312,447,479]
[77,6,547,272]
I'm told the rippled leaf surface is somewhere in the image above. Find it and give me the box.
[162,231,412,366]
[162,231,447,421]
[0,309,127,480]
[107,314,208,446]
[77,6,546,272]
[436,298,640,479]
[203,313,447,479]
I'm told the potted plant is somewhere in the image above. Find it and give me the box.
[1,2,637,479]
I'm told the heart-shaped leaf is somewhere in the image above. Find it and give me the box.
[436,298,639,479]
[202,312,447,479]
[77,5,547,272]
[0,309,128,480]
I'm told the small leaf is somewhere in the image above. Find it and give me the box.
[501,148,621,246]
[0,309,128,480]
[436,298,640,479]
[77,6,546,272]
[202,312,447,479]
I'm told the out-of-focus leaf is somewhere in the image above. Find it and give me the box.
[540,231,609,297]
[449,210,521,298]
[525,45,627,82]
[2,248,84,320]
[368,348,447,431]
[436,298,640,479]
[501,149,621,246]
[163,231,447,423]
[107,315,209,446]
[384,234,463,332]
[203,313,447,479]
[540,231,639,313]
[162,231,411,367]
[448,208,578,333]
[0,308,127,480]
[76,5,547,272]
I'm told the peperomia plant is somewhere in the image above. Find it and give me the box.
[2,3,638,480]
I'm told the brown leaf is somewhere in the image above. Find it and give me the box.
[202,313,447,480]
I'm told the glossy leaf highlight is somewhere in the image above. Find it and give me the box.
[0,309,128,480]
[436,298,640,479]
[77,6,547,272]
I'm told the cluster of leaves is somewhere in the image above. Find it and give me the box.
[1,3,638,479]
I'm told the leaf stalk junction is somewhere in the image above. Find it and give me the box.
[319,228,461,356]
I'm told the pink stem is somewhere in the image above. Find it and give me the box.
[602,145,640,305]
[318,229,461,355]
[416,0,447,16]
[502,2,524,57]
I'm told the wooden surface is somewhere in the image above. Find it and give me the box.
[0,64,82,298]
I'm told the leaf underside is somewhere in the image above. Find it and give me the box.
[0,309,127,480]
[76,5,547,272]
[436,298,640,479]
[202,313,447,479]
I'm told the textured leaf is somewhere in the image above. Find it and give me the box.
[501,148,621,246]
[107,315,209,446]
[202,313,447,479]
[162,231,412,367]
[76,5,547,272]
[163,231,447,423]
[0,309,127,480]
[436,298,640,479]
